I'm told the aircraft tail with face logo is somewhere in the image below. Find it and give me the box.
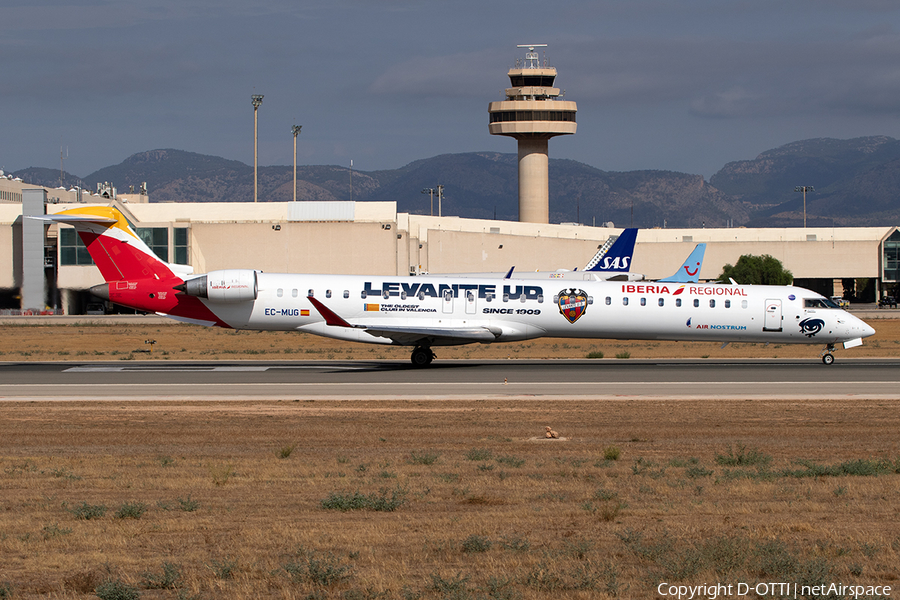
[658,244,706,283]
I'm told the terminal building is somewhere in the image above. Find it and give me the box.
[1,175,897,314]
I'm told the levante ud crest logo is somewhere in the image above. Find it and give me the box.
[558,288,588,324]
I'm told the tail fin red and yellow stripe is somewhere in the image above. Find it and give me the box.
[45,206,176,282]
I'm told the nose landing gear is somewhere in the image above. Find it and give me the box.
[821,343,836,365]
[411,346,435,367]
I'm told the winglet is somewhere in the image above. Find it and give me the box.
[658,244,706,283]
[307,296,354,328]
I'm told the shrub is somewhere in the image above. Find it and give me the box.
[177,495,200,512]
[279,444,295,459]
[95,578,140,600]
[320,487,407,512]
[210,463,235,486]
[715,444,772,467]
[208,557,238,580]
[282,549,352,587]
[465,448,493,461]
[615,351,631,359]
[586,351,604,359]
[141,562,182,589]
[603,446,622,461]
[496,455,525,468]
[409,450,440,465]
[69,502,107,520]
[461,534,492,553]
[115,501,148,520]
[41,523,72,539]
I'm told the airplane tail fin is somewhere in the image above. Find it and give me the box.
[658,243,706,283]
[38,206,178,282]
[585,228,638,272]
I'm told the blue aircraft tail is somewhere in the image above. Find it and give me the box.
[658,243,706,283]
[585,228,638,272]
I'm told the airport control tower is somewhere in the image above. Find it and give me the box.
[489,45,577,223]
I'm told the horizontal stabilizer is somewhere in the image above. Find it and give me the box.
[29,214,117,224]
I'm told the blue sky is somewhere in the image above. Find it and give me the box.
[2,0,899,178]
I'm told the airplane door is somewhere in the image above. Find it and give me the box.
[763,299,783,332]
[465,289,476,314]
[442,289,454,314]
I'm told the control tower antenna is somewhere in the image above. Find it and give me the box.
[488,44,576,223]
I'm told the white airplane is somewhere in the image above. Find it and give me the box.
[39,206,875,367]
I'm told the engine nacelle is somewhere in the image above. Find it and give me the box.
[181,270,258,303]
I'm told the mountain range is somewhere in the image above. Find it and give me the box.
[13,136,900,228]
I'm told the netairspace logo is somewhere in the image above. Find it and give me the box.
[657,582,893,599]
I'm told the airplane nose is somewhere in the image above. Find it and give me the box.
[862,322,876,338]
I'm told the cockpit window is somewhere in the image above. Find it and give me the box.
[804,298,839,309]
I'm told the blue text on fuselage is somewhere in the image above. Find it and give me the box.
[363,282,543,300]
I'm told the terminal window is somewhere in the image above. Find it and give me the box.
[59,227,93,266]
[136,227,168,262]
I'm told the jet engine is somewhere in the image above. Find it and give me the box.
[179,269,258,303]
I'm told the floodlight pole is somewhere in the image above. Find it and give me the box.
[421,187,435,216]
[794,185,814,228]
[252,94,264,202]
[436,184,444,217]
[291,125,302,202]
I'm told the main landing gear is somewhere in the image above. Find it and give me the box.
[821,343,835,365]
[410,346,435,368]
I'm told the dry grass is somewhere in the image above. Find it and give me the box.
[0,317,898,361]
[1,398,899,598]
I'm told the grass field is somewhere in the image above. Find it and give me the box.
[1,398,899,599]
[0,318,898,362]
[1,320,898,599]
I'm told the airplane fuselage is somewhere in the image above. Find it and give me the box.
[143,273,872,348]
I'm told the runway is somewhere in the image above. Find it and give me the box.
[1,358,898,400]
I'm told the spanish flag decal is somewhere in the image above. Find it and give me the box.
[364,304,380,312]
[301,309,310,316]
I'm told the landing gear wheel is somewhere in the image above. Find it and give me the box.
[410,347,435,368]
[822,353,835,365]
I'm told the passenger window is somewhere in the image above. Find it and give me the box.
[418,291,425,301]
[725,299,730,308]
[742,300,748,309]
[710,299,716,308]
[537,294,543,303]
[503,293,509,303]
[520,294,526,303]
[292,289,298,298]
[658,298,665,307]
[361,290,367,299]
[605,296,611,305]
[383,290,390,299]
[401,291,407,300]
[640,298,646,306]
[623,297,629,306]
[326,289,332,298]
[278,289,284,297]
[693,299,699,308]
[308,289,314,297]
[343,290,349,299]
[676,298,682,308]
